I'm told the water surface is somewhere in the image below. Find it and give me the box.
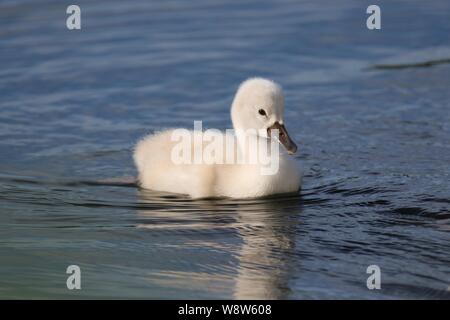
[0,0,449,299]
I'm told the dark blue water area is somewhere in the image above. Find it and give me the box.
[0,0,449,298]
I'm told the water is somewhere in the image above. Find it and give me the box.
[0,0,449,299]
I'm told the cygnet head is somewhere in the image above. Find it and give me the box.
[231,77,298,154]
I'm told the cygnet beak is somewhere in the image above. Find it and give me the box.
[267,121,298,154]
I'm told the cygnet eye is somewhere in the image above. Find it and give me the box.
[258,109,267,116]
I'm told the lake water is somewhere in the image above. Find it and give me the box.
[0,0,449,299]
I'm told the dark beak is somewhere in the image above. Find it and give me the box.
[267,122,298,154]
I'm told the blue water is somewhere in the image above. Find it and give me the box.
[0,0,449,299]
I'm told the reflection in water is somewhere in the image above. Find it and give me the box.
[136,189,302,299]
[232,200,298,299]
